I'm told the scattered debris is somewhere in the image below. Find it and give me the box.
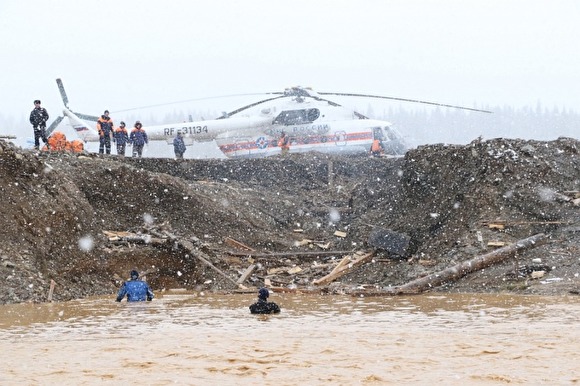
[313,251,375,286]
[0,137,579,304]
[353,233,547,296]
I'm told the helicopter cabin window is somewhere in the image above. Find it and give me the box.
[273,109,320,125]
[372,127,384,140]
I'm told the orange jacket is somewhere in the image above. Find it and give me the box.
[97,116,114,138]
[278,134,290,150]
[371,139,383,153]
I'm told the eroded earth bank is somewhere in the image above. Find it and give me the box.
[0,137,579,304]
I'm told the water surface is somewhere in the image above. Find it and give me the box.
[1,292,578,385]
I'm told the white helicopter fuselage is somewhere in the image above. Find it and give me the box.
[63,107,272,143]
[62,91,407,158]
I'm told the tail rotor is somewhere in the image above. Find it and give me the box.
[48,78,100,136]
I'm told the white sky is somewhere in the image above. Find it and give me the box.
[1,0,580,123]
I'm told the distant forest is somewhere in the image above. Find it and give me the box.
[2,104,577,148]
[373,104,578,147]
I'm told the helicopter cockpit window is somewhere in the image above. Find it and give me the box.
[384,127,399,141]
[273,108,320,125]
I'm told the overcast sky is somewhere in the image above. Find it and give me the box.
[1,0,579,125]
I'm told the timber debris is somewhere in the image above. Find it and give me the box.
[352,233,547,296]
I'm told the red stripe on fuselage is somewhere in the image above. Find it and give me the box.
[219,132,372,155]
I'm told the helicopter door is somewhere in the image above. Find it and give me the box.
[334,131,347,146]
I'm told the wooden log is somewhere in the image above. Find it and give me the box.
[328,255,352,275]
[226,250,354,259]
[47,279,56,302]
[237,264,257,284]
[313,251,375,286]
[179,239,241,289]
[353,233,547,296]
[225,237,255,251]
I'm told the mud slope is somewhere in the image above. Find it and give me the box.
[0,137,578,304]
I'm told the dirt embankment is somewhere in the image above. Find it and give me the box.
[0,137,578,304]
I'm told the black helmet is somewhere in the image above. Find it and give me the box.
[120,121,125,126]
[130,270,139,280]
[258,287,269,300]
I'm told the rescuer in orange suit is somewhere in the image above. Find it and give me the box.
[278,132,290,155]
[113,121,130,156]
[96,110,114,154]
[370,139,384,157]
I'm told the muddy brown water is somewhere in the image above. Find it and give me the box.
[0,293,578,385]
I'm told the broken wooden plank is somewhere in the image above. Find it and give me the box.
[179,239,242,289]
[482,220,569,228]
[313,251,375,286]
[562,190,580,198]
[47,279,56,302]
[267,286,322,294]
[224,237,255,251]
[328,255,352,276]
[109,235,166,245]
[103,230,137,239]
[487,241,507,247]
[237,264,256,284]
[226,250,354,258]
[352,233,547,296]
[315,242,330,250]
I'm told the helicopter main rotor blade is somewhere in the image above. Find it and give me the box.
[217,96,286,119]
[75,112,100,122]
[46,115,64,136]
[318,92,492,114]
[112,93,281,114]
[56,78,69,108]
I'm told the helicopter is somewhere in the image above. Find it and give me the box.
[49,79,491,158]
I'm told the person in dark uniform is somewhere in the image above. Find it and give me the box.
[113,121,129,156]
[96,110,114,154]
[129,121,148,157]
[173,132,186,159]
[249,288,280,314]
[116,270,154,302]
[29,100,49,150]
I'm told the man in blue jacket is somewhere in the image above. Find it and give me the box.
[129,121,148,158]
[173,132,186,159]
[116,270,154,302]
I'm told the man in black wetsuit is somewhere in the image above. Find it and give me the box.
[249,288,280,314]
